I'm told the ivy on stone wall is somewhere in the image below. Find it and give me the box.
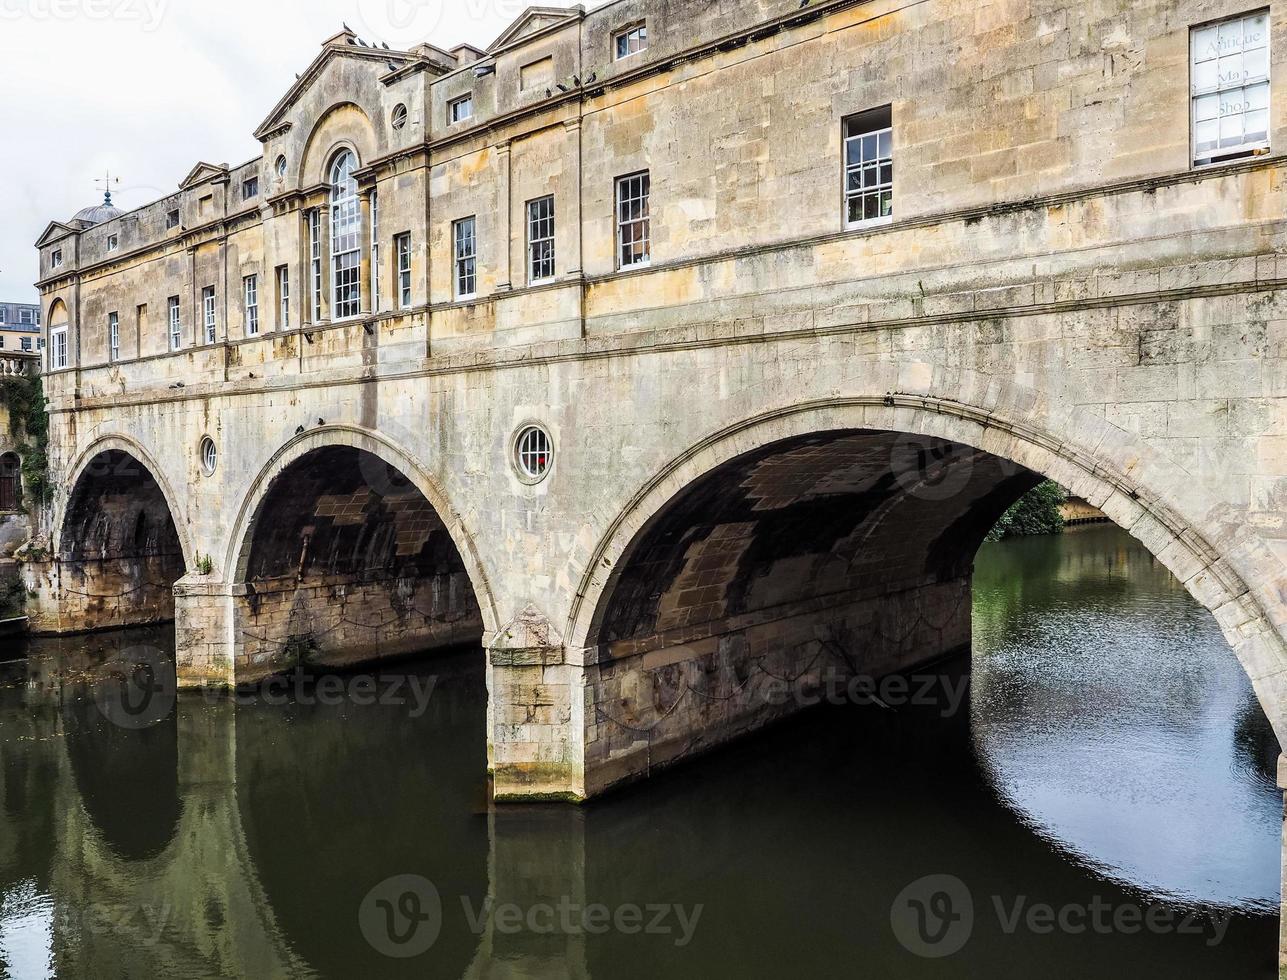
[987,481,1068,541]
[0,569,25,620]
[0,374,52,507]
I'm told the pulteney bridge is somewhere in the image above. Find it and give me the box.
[22,0,1287,963]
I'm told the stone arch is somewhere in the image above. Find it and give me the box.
[223,425,497,679]
[54,435,191,632]
[567,393,1287,748]
[299,103,375,188]
[47,297,68,326]
[58,435,193,567]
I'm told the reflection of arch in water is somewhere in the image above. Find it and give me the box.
[236,652,489,978]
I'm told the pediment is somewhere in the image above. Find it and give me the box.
[254,36,421,142]
[489,6,582,51]
[179,161,229,190]
[35,221,76,248]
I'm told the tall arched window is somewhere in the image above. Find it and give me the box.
[330,151,361,320]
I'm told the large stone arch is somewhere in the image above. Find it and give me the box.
[298,103,376,188]
[37,435,192,634]
[222,425,497,680]
[566,388,1287,750]
[57,434,193,567]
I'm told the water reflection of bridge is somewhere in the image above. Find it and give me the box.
[0,633,1278,978]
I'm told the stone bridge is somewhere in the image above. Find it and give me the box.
[23,0,1287,964]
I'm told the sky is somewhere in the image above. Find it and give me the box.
[0,0,553,301]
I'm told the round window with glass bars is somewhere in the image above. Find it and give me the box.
[199,436,218,477]
[514,426,552,482]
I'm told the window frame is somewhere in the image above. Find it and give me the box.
[168,296,182,351]
[329,151,362,321]
[50,325,68,369]
[108,311,119,362]
[308,208,323,323]
[277,265,290,329]
[527,195,556,284]
[396,233,413,310]
[615,171,651,270]
[614,21,648,60]
[448,94,474,124]
[242,176,259,200]
[106,234,119,252]
[165,209,180,230]
[1191,10,1271,168]
[244,274,260,336]
[843,106,895,231]
[202,286,217,345]
[453,216,478,300]
[370,190,381,314]
[51,249,63,269]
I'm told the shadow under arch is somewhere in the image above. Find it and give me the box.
[224,425,495,680]
[55,437,191,631]
[567,395,1287,750]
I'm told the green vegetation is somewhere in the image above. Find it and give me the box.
[0,569,26,620]
[987,481,1067,541]
[0,374,52,507]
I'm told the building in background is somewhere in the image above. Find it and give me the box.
[0,301,42,354]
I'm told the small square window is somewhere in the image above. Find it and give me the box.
[615,22,648,60]
[243,176,259,200]
[51,249,63,268]
[449,94,474,124]
[107,234,119,252]
[166,209,180,230]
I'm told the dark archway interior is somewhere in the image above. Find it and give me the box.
[58,449,184,629]
[237,446,482,675]
[590,430,1042,652]
[0,452,20,511]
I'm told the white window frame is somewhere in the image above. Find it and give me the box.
[527,195,556,284]
[615,171,651,269]
[370,191,381,314]
[108,311,119,362]
[396,233,412,310]
[330,152,361,321]
[454,217,478,300]
[168,296,182,351]
[309,208,323,322]
[244,274,260,336]
[844,107,894,230]
[51,249,63,269]
[449,94,474,124]
[202,286,217,345]
[242,176,259,200]
[277,265,290,329]
[19,309,32,325]
[50,326,68,369]
[1191,10,1271,167]
[0,308,6,324]
[615,22,648,60]
[21,337,32,353]
[107,234,119,252]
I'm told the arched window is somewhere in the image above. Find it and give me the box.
[0,453,20,512]
[330,151,361,320]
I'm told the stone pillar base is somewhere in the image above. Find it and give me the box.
[175,577,235,689]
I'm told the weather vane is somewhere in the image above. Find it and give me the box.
[94,171,121,206]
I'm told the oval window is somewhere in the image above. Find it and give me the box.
[513,425,552,483]
[199,436,218,477]
[392,104,408,130]
[275,155,287,178]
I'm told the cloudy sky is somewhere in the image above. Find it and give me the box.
[0,0,549,301]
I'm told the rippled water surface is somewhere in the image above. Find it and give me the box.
[0,524,1280,978]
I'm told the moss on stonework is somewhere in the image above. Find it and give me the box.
[0,374,51,507]
[987,481,1068,541]
[0,569,26,620]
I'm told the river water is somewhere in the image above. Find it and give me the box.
[0,524,1280,978]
